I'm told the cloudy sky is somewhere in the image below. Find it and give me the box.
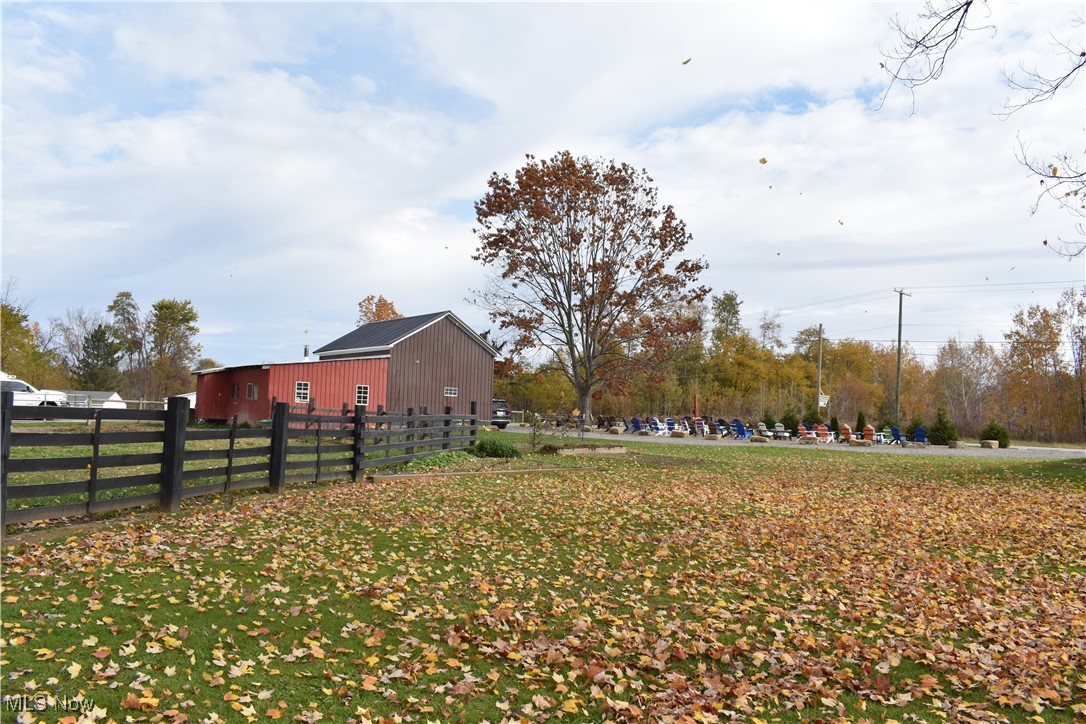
[3,1,1083,369]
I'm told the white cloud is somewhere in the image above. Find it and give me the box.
[2,1,1082,370]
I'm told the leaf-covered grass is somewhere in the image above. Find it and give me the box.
[2,438,1084,722]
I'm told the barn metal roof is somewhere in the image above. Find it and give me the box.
[313,311,498,359]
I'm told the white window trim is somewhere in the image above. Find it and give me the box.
[355,384,370,407]
[443,386,458,397]
[246,383,258,400]
[294,381,310,403]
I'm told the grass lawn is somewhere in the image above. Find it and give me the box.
[2,434,1084,722]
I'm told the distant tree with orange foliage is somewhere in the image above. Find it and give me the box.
[357,295,404,325]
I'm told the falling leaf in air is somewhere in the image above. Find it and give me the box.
[681,58,692,65]
[758,157,768,165]
[838,219,844,225]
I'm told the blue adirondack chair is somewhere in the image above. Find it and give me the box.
[732,420,751,440]
[649,417,668,435]
[912,425,927,443]
[889,425,904,445]
[665,418,678,433]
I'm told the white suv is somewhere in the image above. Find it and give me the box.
[0,375,69,406]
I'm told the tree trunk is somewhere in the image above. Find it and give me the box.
[578,389,592,426]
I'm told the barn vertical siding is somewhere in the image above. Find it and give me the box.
[195,366,272,425]
[267,359,389,412]
[387,317,494,415]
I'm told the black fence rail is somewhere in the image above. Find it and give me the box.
[2,394,478,526]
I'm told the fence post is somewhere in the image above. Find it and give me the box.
[160,396,189,513]
[405,408,416,459]
[469,401,478,448]
[269,401,289,494]
[88,411,103,517]
[352,404,366,481]
[376,405,388,465]
[1,392,12,526]
[442,406,452,450]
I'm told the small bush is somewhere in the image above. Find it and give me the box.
[761,412,777,430]
[928,408,959,445]
[829,416,840,434]
[538,443,560,455]
[855,411,867,433]
[470,436,522,459]
[802,408,823,427]
[779,411,800,435]
[904,416,924,439]
[979,421,1011,448]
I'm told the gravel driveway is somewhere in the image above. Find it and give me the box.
[503,424,1085,460]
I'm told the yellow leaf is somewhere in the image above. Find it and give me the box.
[66,661,82,679]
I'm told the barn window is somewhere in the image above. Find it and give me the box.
[294,381,310,403]
[246,383,258,400]
[443,386,458,397]
[355,385,370,407]
[230,384,240,400]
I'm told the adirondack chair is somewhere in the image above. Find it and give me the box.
[665,418,678,433]
[694,417,707,436]
[649,418,668,435]
[773,423,789,440]
[716,419,733,438]
[798,423,817,440]
[732,420,751,440]
[889,425,903,445]
[704,419,720,435]
[838,423,853,443]
[816,423,834,443]
[756,422,772,438]
[912,425,927,444]
[621,417,632,432]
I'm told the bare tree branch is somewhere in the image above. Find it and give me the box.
[877,1,1085,258]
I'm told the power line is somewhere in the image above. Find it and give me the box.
[907,280,1081,291]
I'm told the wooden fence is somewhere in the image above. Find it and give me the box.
[1,394,478,526]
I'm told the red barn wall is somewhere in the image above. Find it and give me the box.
[267,359,389,412]
[196,359,389,425]
[195,366,271,424]
[387,316,494,416]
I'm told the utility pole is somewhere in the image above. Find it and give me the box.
[816,323,823,418]
[894,288,911,423]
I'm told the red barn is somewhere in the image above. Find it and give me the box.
[195,311,497,425]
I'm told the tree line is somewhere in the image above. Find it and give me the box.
[1,285,208,401]
[494,286,1086,444]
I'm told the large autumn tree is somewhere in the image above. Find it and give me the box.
[472,151,709,420]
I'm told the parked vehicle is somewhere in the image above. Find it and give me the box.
[0,373,69,407]
[491,398,511,429]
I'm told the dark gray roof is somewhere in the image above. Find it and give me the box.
[314,311,497,358]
